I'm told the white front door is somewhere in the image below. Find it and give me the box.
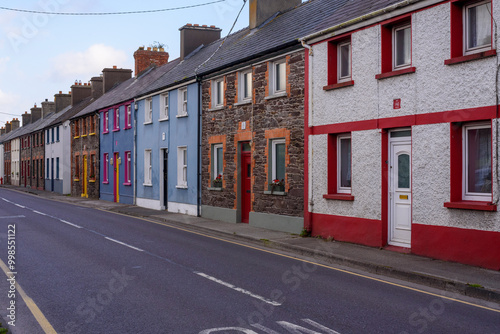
[389,131,412,247]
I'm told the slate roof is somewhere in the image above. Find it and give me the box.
[73,59,181,119]
[138,0,411,97]
[51,95,96,123]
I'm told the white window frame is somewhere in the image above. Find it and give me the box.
[212,78,224,108]
[145,98,153,124]
[463,122,491,201]
[160,92,169,120]
[239,69,252,102]
[178,88,188,117]
[337,41,351,82]
[271,59,287,95]
[213,144,223,179]
[337,134,352,194]
[144,149,152,186]
[392,23,412,70]
[114,108,120,130]
[126,104,132,128]
[103,111,109,133]
[464,0,492,55]
[271,139,286,181]
[125,151,131,183]
[177,146,188,188]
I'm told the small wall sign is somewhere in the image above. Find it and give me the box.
[393,99,401,110]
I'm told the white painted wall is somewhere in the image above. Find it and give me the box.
[0,144,4,182]
[45,123,72,194]
[309,1,500,232]
[11,138,20,185]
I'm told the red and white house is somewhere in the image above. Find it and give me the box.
[301,0,500,270]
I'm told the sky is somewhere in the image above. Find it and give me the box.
[0,0,252,128]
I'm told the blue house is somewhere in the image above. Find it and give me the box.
[134,24,221,214]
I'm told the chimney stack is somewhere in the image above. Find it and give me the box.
[71,81,92,106]
[134,47,169,76]
[0,127,5,136]
[11,118,20,131]
[31,105,42,123]
[179,24,221,60]
[41,98,56,117]
[5,122,11,133]
[54,91,72,112]
[22,111,31,127]
[249,0,300,29]
[90,76,104,100]
[102,67,132,94]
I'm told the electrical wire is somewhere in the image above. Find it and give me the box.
[0,0,226,16]
[195,0,247,75]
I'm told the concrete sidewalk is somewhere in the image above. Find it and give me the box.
[2,184,500,305]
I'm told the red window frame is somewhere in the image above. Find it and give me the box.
[324,34,354,91]
[324,133,354,201]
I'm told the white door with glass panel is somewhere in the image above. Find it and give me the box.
[389,131,411,247]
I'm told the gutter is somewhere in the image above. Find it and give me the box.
[300,0,444,44]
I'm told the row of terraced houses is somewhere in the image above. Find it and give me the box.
[1,0,499,270]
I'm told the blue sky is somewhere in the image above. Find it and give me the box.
[0,0,251,128]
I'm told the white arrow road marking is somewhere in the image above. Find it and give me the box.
[195,272,282,306]
[105,237,144,252]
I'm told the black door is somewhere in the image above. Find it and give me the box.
[51,158,54,191]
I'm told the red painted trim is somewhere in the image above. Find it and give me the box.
[380,24,393,74]
[323,194,355,201]
[381,130,389,246]
[375,67,416,80]
[450,0,463,59]
[304,49,311,231]
[310,105,497,135]
[444,49,497,65]
[327,42,337,86]
[444,201,497,211]
[412,223,500,270]
[327,134,337,194]
[311,213,384,247]
[323,80,355,91]
[379,13,412,26]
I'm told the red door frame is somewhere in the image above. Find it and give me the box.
[241,143,251,224]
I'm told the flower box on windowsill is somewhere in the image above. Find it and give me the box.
[208,187,223,192]
[264,190,286,196]
[323,193,355,201]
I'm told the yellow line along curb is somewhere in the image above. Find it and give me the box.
[0,258,57,334]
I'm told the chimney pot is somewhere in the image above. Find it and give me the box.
[202,24,207,27]
[194,24,199,26]
[59,91,62,94]
[113,65,117,69]
[187,23,192,26]
[210,25,216,28]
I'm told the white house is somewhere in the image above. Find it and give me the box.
[301,0,500,269]
[10,138,20,186]
[45,115,72,194]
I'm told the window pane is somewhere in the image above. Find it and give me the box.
[339,138,351,188]
[244,72,252,98]
[217,82,223,105]
[275,143,285,181]
[339,43,350,78]
[468,3,491,49]
[216,147,223,176]
[395,26,411,67]
[467,127,491,193]
[398,154,410,189]
[276,62,286,92]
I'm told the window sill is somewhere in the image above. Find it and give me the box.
[143,121,153,125]
[89,133,96,136]
[73,179,80,182]
[209,106,224,112]
[103,131,109,135]
[103,181,109,184]
[375,67,416,80]
[444,50,497,65]
[208,187,223,191]
[264,92,287,100]
[73,136,80,139]
[123,182,131,186]
[323,194,355,201]
[444,201,497,211]
[176,185,188,189]
[323,80,355,91]
[263,190,287,196]
[112,129,120,132]
[89,180,96,183]
[81,134,87,137]
[143,183,153,187]
[234,100,252,106]
[159,117,169,122]
[176,114,188,118]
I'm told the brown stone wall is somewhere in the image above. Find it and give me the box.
[71,114,100,198]
[201,50,305,218]
[32,131,45,190]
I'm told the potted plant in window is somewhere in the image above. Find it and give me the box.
[213,174,223,188]
[269,179,285,193]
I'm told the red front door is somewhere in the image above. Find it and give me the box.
[241,147,251,224]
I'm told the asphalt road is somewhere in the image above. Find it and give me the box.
[0,188,499,334]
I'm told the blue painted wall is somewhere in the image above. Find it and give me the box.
[100,101,135,204]
[136,82,200,212]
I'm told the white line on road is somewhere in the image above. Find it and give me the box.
[59,219,82,229]
[1,198,11,202]
[105,237,144,252]
[0,215,25,219]
[195,272,282,306]
[32,210,47,216]
[14,203,26,208]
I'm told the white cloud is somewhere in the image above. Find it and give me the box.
[0,88,21,128]
[0,57,10,73]
[48,44,128,82]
